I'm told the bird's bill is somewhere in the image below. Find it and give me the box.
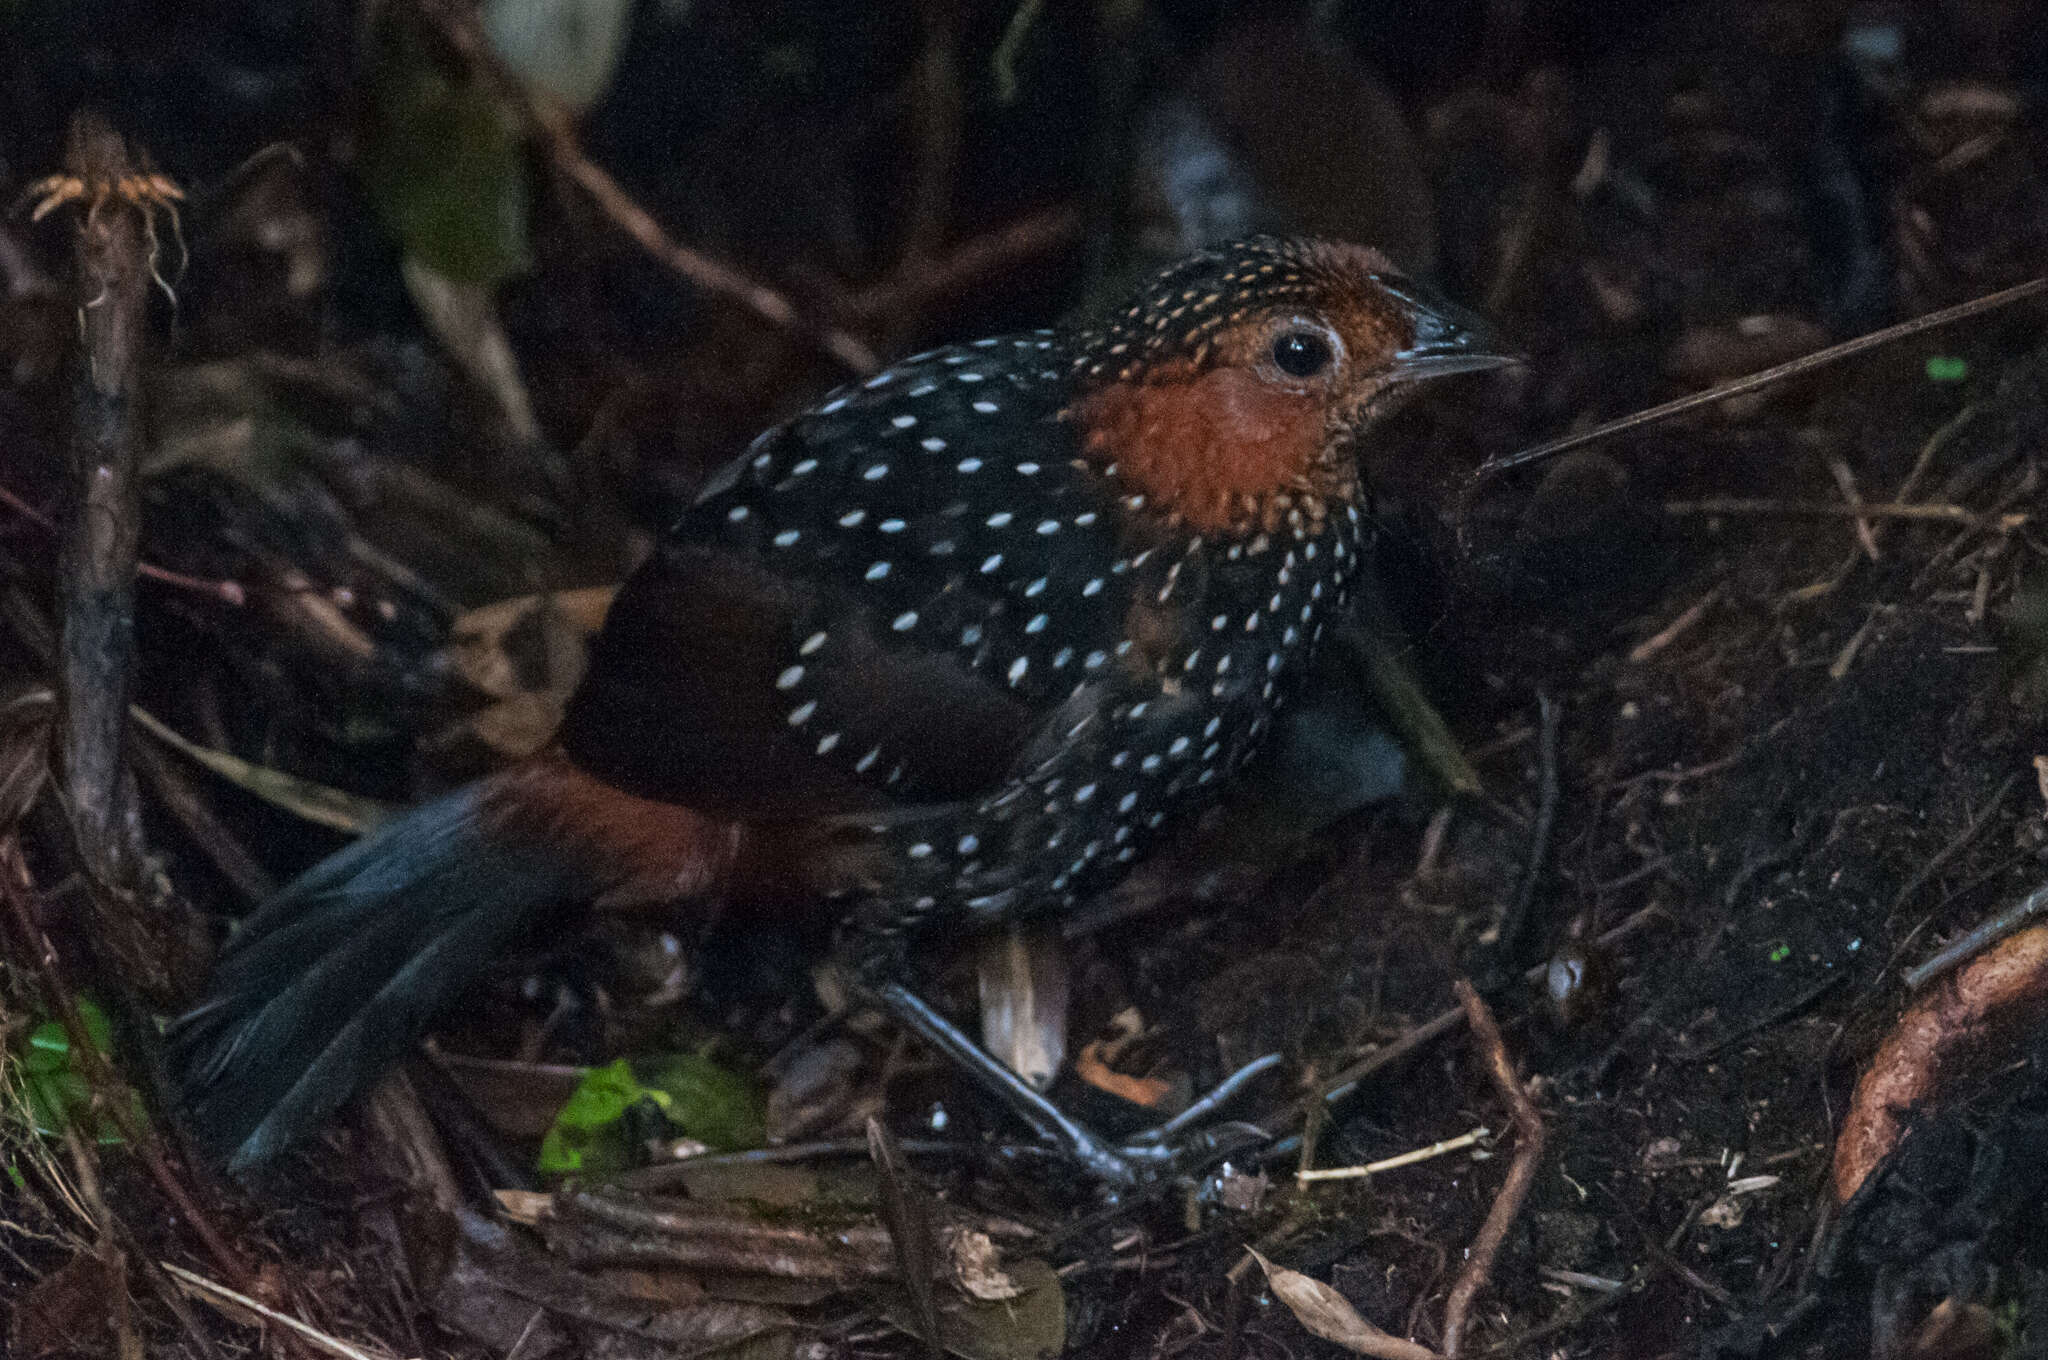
[1377,276,1521,382]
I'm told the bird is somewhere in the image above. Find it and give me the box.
[172,236,1509,1184]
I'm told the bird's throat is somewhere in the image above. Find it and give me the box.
[1067,364,1359,537]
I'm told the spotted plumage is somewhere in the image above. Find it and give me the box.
[561,236,1500,963]
[174,236,1506,1176]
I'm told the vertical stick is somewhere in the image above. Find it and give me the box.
[54,111,152,891]
[43,114,207,1008]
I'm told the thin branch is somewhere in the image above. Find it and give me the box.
[1824,452,1881,563]
[1481,273,2048,476]
[415,0,879,374]
[1664,497,2026,529]
[833,204,1082,326]
[0,478,245,605]
[1297,906,1661,1122]
[1442,981,1547,1357]
[901,1,964,267]
[1495,690,1561,968]
[161,1263,390,1360]
[1295,1127,1492,1184]
[1627,585,1722,664]
[1904,878,2048,991]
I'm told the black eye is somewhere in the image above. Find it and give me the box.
[1270,328,1334,379]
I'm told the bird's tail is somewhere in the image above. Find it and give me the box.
[172,759,739,1173]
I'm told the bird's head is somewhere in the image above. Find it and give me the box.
[1066,236,1513,536]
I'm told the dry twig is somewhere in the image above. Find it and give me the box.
[1664,497,2025,529]
[830,205,1083,327]
[1295,1127,1491,1184]
[1442,981,1546,1357]
[1627,585,1722,664]
[1904,879,2048,991]
[1482,274,2048,476]
[1823,452,1881,563]
[161,1263,393,1360]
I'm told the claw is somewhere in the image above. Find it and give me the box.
[872,979,1280,1189]
[1128,1052,1283,1145]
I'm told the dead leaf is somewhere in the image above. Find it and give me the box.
[439,1051,588,1140]
[869,1117,940,1353]
[440,585,617,757]
[946,1230,1021,1302]
[1834,921,2048,1202]
[883,1257,1064,1360]
[1247,1249,1438,1360]
[445,586,615,700]
[402,257,540,444]
[765,1035,867,1143]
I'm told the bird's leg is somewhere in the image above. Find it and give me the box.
[869,980,1276,1187]
[871,980,1153,1186]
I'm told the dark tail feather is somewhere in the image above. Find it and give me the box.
[172,780,592,1173]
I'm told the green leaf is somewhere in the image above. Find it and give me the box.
[536,1124,583,1174]
[74,998,113,1059]
[363,20,533,285]
[536,1058,668,1176]
[10,999,135,1143]
[24,1073,69,1137]
[537,1053,766,1175]
[23,1021,70,1074]
[555,1058,648,1130]
[632,1051,766,1152]
[1925,355,1968,383]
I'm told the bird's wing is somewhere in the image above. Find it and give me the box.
[559,341,1137,820]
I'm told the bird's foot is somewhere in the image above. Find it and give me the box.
[872,981,1276,1191]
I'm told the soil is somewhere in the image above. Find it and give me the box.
[3,2,2048,1358]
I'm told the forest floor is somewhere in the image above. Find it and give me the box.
[2,3,2047,1358]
